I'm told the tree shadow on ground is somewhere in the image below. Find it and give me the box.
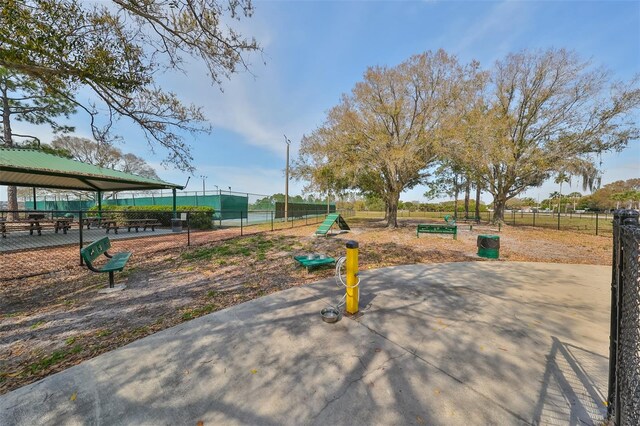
[532,336,608,425]
[0,262,611,425]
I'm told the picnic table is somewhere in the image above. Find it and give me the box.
[0,218,44,237]
[0,217,74,237]
[103,218,162,234]
[81,217,103,230]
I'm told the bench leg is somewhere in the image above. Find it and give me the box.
[109,271,115,288]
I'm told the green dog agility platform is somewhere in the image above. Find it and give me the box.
[315,213,350,236]
[293,255,336,271]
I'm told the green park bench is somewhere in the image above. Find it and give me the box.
[80,237,132,288]
[417,223,457,240]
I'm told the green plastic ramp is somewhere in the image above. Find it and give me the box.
[315,213,350,236]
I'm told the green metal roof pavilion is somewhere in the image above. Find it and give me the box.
[0,148,183,191]
[0,148,183,216]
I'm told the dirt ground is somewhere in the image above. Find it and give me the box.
[0,217,612,394]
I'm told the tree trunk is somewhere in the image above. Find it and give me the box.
[492,194,507,223]
[557,182,562,213]
[386,192,400,228]
[452,174,459,218]
[463,181,471,219]
[2,91,19,219]
[475,182,481,220]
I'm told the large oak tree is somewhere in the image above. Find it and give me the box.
[294,50,471,227]
[477,49,639,222]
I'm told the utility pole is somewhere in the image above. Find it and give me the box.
[200,175,207,197]
[284,135,291,222]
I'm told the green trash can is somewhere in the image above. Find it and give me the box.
[477,235,500,259]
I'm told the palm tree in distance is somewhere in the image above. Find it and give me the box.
[567,191,582,212]
[554,172,570,213]
[549,191,561,212]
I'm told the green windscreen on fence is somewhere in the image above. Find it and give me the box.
[31,193,249,220]
[275,202,335,219]
[36,200,95,213]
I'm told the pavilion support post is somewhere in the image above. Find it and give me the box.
[32,188,37,210]
[97,190,102,217]
[172,188,177,218]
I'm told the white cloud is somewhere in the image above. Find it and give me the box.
[453,1,531,58]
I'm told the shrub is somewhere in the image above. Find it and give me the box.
[87,205,214,229]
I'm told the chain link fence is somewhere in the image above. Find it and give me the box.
[1,208,354,283]
[353,209,612,235]
[607,209,640,425]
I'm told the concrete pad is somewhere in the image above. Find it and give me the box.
[97,285,127,294]
[0,262,611,425]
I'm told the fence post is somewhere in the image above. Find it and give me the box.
[512,210,515,226]
[240,210,243,236]
[607,209,639,422]
[596,211,599,236]
[78,210,84,266]
[557,209,561,230]
[533,210,536,227]
[271,211,274,231]
[187,211,191,246]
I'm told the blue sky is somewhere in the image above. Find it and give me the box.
[4,0,639,203]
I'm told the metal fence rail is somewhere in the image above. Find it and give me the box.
[0,209,353,283]
[353,209,612,235]
[608,209,640,425]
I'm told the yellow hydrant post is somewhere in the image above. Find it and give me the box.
[345,240,359,315]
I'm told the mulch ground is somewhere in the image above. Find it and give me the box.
[0,217,611,394]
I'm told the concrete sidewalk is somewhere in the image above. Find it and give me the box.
[0,262,611,425]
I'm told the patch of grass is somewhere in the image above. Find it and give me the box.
[132,326,149,335]
[65,336,77,345]
[96,329,112,337]
[181,235,276,262]
[70,344,83,354]
[180,304,216,321]
[3,312,21,318]
[206,290,218,298]
[30,321,46,330]
[28,350,68,374]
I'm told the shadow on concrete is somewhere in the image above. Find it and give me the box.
[533,336,607,425]
[0,262,612,425]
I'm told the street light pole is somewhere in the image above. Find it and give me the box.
[200,175,207,197]
[284,135,291,222]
